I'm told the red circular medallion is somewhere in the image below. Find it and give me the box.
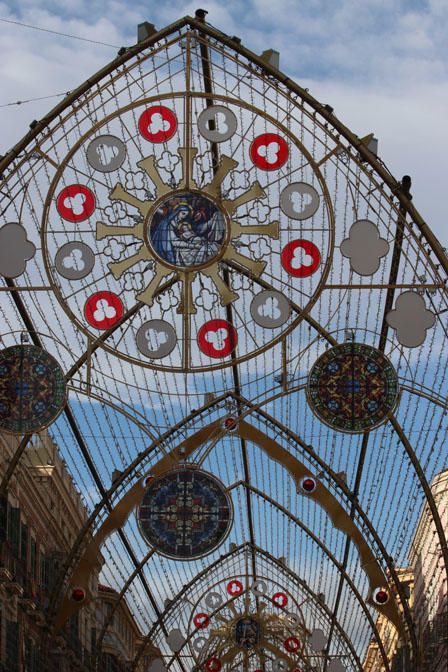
[56,184,95,222]
[193,612,210,629]
[226,579,244,597]
[198,320,238,358]
[284,636,301,653]
[250,133,289,170]
[281,239,320,277]
[84,291,124,330]
[206,658,222,672]
[138,105,177,142]
[272,591,288,608]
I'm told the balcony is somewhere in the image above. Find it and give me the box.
[0,542,43,607]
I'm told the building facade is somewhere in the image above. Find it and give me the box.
[0,430,147,671]
[363,469,448,672]
[408,469,448,672]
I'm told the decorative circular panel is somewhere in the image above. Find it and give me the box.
[137,467,233,559]
[42,92,334,372]
[184,575,308,670]
[234,617,262,650]
[307,343,399,433]
[147,192,227,269]
[0,345,66,434]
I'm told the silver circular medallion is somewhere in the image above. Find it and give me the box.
[86,134,126,172]
[280,182,320,220]
[136,320,177,359]
[250,291,291,328]
[198,105,238,143]
[55,242,95,280]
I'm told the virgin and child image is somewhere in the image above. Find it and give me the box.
[149,194,226,268]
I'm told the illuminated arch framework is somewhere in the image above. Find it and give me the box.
[0,10,446,672]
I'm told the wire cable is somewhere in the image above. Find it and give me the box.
[0,91,70,109]
[0,16,120,48]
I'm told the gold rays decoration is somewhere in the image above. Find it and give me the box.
[96,148,279,314]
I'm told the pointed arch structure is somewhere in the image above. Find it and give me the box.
[0,11,447,672]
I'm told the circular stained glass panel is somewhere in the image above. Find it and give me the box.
[234,617,262,650]
[137,467,233,560]
[0,345,66,434]
[147,192,227,269]
[307,343,399,433]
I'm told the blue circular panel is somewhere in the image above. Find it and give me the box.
[307,342,399,433]
[148,192,226,269]
[137,467,233,560]
[0,345,66,434]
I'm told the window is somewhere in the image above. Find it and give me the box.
[7,507,20,558]
[6,621,19,672]
[20,524,28,566]
[0,496,7,543]
[30,539,37,579]
[40,557,50,592]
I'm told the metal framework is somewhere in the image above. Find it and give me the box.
[0,10,447,672]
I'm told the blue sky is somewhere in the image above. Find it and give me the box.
[1,0,447,244]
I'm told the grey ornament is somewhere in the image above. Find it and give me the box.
[136,320,177,358]
[166,629,186,652]
[250,291,291,328]
[280,182,320,220]
[55,242,95,280]
[0,223,36,278]
[198,105,238,143]
[309,627,328,651]
[386,291,436,347]
[87,135,126,172]
[340,219,389,275]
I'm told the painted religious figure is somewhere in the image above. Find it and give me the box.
[149,193,226,268]
[234,617,261,650]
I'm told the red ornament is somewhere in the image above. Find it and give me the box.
[70,587,85,603]
[193,612,210,629]
[84,291,124,330]
[284,636,301,653]
[56,184,95,222]
[198,320,238,358]
[281,239,320,278]
[223,417,238,431]
[226,579,244,597]
[145,475,154,487]
[250,133,288,170]
[373,587,389,604]
[205,658,222,672]
[272,591,288,608]
[301,476,317,493]
[138,106,177,142]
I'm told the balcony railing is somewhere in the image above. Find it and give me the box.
[0,542,44,607]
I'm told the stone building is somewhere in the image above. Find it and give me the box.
[363,469,448,672]
[409,469,448,672]
[0,430,147,671]
[95,585,149,671]
[362,568,413,672]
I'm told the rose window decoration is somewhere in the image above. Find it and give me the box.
[43,96,334,371]
[158,576,315,672]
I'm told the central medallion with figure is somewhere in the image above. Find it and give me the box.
[234,616,262,650]
[146,192,228,270]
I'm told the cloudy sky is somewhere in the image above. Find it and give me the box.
[1,0,447,242]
